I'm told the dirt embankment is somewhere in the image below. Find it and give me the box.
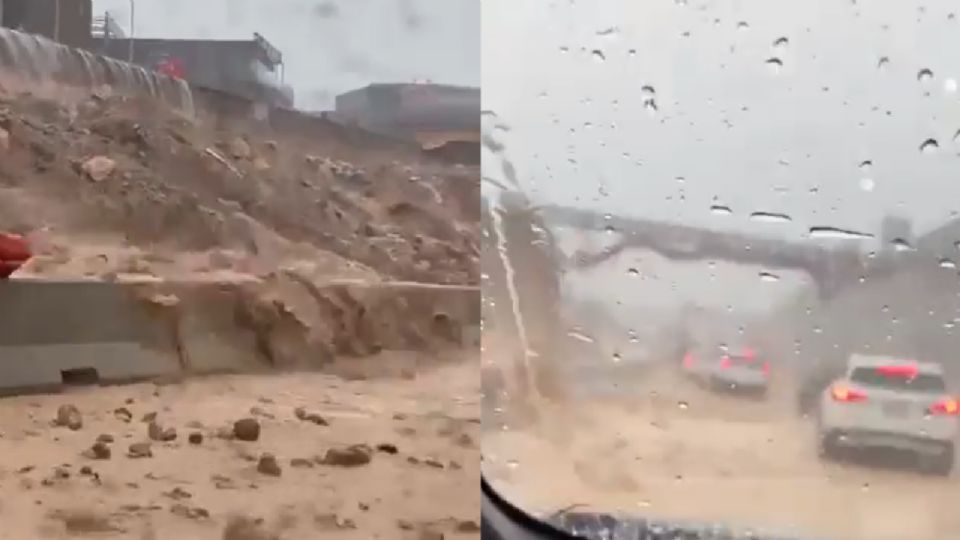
[0,91,479,286]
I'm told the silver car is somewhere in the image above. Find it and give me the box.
[682,346,770,397]
[817,354,958,475]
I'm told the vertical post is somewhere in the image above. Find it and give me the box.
[127,0,135,63]
[53,0,61,42]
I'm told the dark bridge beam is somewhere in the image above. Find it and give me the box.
[541,204,865,298]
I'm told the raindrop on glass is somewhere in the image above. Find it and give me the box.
[920,138,939,154]
[877,56,890,70]
[749,211,792,224]
[940,259,957,269]
[677,401,689,410]
[946,78,958,94]
[627,267,641,277]
[918,68,934,84]
[591,49,606,62]
[808,227,874,240]
[772,36,789,51]
[759,271,780,282]
[568,329,596,343]
[892,238,914,251]
[737,21,750,31]
[765,57,783,74]
[859,177,875,192]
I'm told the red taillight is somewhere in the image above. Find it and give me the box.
[876,364,918,378]
[762,361,771,375]
[719,356,732,369]
[929,398,959,415]
[683,353,695,369]
[831,384,867,403]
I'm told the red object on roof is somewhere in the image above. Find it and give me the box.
[156,57,186,80]
[0,233,31,279]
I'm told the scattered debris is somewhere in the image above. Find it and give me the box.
[127,442,153,459]
[55,404,83,430]
[233,418,261,442]
[318,444,373,467]
[293,406,329,426]
[257,453,282,476]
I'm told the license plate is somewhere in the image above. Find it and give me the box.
[882,401,909,417]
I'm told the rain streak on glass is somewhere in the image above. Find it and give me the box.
[749,211,793,224]
[920,138,940,154]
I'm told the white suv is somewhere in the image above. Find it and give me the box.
[817,354,958,475]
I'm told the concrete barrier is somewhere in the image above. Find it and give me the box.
[0,277,479,395]
[0,280,181,394]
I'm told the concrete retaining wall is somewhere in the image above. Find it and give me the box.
[0,278,479,395]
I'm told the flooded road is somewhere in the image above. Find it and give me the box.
[484,364,960,540]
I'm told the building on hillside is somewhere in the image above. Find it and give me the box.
[0,0,93,49]
[97,33,293,108]
[332,83,480,148]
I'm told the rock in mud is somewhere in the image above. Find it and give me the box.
[113,407,133,423]
[318,444,373,467]
[171,503,210,520]
[222,516,278,540]
[233,418,261,442]
[229,137,252,160]
[256,453,282,477]
[127,442,152,459]
[55,405,83,430]
[96,433,114,444]
[147,421,177,442]
[376,443,399,455]
[88,442,111,460]
[188,432,203,445]
[289,458,314,468]
[294,407,329,426]
[81,155,116,182]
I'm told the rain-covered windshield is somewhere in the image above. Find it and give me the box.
[482,0,960,538]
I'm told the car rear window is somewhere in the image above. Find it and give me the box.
[850,367,946,393]
[729,356,763,369]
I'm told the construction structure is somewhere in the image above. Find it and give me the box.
[333,83,480,149]
[0,0,93,49]
[97,33,293,108]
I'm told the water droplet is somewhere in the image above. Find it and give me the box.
[627,267,640,277]
[641,85,658,114]
[628,48,637,57]
[677,401,689,410]
[858,159,873,171]
[892,238,914,251]
[596,27,618,37]
[918,68,934,84]
[711,204,733,216]
[765,57,783,74]
[808,227,874,240]
[568,329,596,343]
[507,459,520,470]
[861,482,870,493]
[940,259,956,269]
[772,36,789,50]
[920,138,940,153]
[859,177,876,192]
[737,21,750,31]
[759,271,780,282]
[749,211,792,224]
[612,352,622,363]
[591,49,606,62]
[877,56,890,70]
[946,78,958,94]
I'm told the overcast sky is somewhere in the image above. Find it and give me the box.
[93,0,479,110]
[483,0,960,317]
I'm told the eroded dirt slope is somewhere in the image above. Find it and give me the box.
[0,91,478,286]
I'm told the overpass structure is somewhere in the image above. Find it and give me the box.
[539,204,941,300]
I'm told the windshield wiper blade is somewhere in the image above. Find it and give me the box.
[549,511,828,540]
